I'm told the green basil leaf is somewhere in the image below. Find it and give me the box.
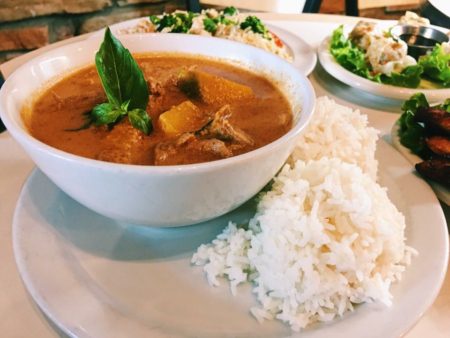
[91,102,125,125]
[95,27,149,110]
[128,108,152,135]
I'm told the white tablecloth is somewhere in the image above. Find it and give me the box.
[0,13,448,338]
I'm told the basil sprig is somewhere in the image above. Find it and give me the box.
[92,27,152,134]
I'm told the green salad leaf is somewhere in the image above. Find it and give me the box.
[419,44,450,87]
[380,64,423,88]
[91,27,152,135]
[329,25,379,81]
[398,93,429,155]
[441,98,450,112]
[329,25,426,88]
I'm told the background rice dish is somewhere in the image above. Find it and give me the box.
[119,9,292,61]
[192,97,416,331]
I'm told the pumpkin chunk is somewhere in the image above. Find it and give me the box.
[159,100,205,136]
[179,70,254,105]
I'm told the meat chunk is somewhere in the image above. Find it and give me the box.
[97,122,145,164]
[416,159,450,188]
[425,136,450,158]
[200,105,254,146]
[415,107,450,136]
[154,105,253,165]
[154,132,232,165]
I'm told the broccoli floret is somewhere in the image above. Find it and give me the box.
[240,16,270,39]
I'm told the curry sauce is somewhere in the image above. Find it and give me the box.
[24,54,293,165]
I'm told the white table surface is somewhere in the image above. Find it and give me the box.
[0,13,448,338]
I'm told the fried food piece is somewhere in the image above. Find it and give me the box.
[425,136,450,158]
[415,107,450,136]
[349,20,377,50]
[415,158,450,188]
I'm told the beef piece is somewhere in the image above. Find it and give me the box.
[416,158,450,188]
[200,105,254,146]
[154,132,232,165]
[415,107,450,136]
[425,136,450,158]
[97,122,145,164]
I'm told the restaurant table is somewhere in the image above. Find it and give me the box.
[0,13,449,338]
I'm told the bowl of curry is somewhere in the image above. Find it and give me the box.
[0,33,315,226]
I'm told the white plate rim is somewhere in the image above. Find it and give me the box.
[12,140,449,338]
[317,29,450,102]
[390,120,450,205]
[91,17,317,76]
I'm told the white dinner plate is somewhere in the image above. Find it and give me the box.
[391,121,450,205]
[317,25,450,102]
[13,140,448,338]
[92,17,317,76]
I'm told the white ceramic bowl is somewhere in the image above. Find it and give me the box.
[0,33,315,227]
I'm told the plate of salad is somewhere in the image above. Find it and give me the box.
[318,20,450,101]
[91,7,317,76]
[391,93,450,205]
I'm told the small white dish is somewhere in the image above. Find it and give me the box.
[13,140,449,338]
[391,121,450,205]
[317,33,450,102]
[92,18,317,76]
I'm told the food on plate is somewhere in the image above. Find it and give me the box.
[330,24,422,88]
[398,11,430,26]
[192,97,416,331]
[289,96,379,179]
[329,16,449,88]
[23,28,292,166]
[419,41,450,87]
[117,7,292,61]
[398,93,450,187]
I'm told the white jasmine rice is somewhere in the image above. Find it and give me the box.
[191,97,416,331]
[289,96,379,180]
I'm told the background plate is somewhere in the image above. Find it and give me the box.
[317,32,450,102]
[92,17,317,76]
[13,141,448,338]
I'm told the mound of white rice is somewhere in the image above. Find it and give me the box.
[192,158,416,331]
[289,96,379,180]
[192,97,416,331]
